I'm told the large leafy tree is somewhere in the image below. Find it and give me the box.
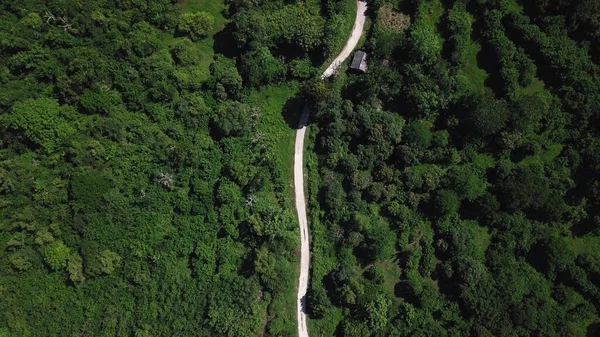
[4,98,75,151]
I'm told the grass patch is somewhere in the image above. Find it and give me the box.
[458,40,489,93]
[419,0,444,28]
[244,83,300,193]
[263,257,298,336]
[518,77,545,97]
[375,258,402,296]
[473,153,496,170]
[243,83,301,334]
[179,0,227,29]
[409,163,446,176]
[174,0,228,81]
[566,235,600,259]
[308,307,344,337]
[520,143,563,166]
[462,220,491,260]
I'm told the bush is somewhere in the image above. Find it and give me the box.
[241,46,285,87]
[435,190,460,217]
[171,38,201,66]
[5,98,75,152]
[43,241,71,271]
[309,286,331,318]
[178,12,214,41]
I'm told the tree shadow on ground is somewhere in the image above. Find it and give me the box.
[212,22,243,58]
[588,321,599,337]
[281,95,307,130]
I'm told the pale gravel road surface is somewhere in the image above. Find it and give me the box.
[295,2,367,337]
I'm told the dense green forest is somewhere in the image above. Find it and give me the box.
[305,0,600,336]
[0,0,354,335]
[1,0,600,336]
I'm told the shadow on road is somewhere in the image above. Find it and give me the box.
[281,95,308,130]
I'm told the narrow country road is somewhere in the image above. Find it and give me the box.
[295,2,367,337]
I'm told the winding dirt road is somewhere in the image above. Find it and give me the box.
[294,2,367,337]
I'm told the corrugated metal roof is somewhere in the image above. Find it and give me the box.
[350,51,366,69]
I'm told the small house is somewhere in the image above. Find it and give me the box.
[350,51,367,73]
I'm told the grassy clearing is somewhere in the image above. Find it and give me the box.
[473,153,496,170]
[462,220,491,260]
[566,235,600,259]
[175,0,228,81]
[520,143,563,166]
[458,40,489,93]
[264,257,298,336]
[518,77,545,97]
[375,258,402,296]
[244,83,299,196]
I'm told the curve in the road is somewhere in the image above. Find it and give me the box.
[295,2,367,337]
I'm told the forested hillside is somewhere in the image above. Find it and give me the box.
[2,0,600,336]
[305,0,600,336]
[0,0,351,335]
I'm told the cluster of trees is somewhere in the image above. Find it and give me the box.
[225,0,357,87]
[0,0,333,335]
[306,0,600,336]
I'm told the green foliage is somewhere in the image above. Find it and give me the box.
[210,55,243,99]
[308,286,331,318]
[178,12,214,41]
[4,98,75,152]
[461,93,509,140]
[20,13,42,29]
[207,276,263,336]
[43,241,71,271]
[322,0,357,58]
[409,23,442,64]
[365,294,391,332]
[435,190,460,217]
[445,166,488,201]
[235,5,325,51]
[79,90,123,115]
[288,59,318,80]
[241,46,285,87]
[213,101,255,137]
[70,170,111,212]
[170,38,201,66]
[98,250,121,275]
[446,3,474,65]
[67,253,85,284]
[9,250,33,272]
[404,120,432,149]
[2,0,600,336]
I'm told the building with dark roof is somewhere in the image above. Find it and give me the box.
[350,50,367,72]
